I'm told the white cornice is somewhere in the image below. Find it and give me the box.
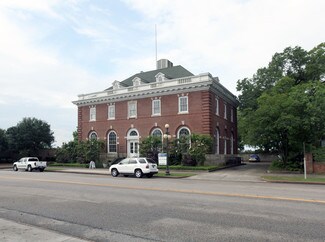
[72,73,238,106]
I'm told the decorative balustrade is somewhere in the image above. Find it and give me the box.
[77,73,214,101]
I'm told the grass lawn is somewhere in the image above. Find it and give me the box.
[156,171,196,178]
[262,175,325,183]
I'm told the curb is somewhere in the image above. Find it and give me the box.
[261,178,325,185]
[47,169,195,178]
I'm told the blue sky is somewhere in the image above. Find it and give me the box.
[0,0,324,147]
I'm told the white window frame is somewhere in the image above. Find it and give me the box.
[108,131,117,153]
[177,127,191,147]
[90,106,96,121]
[152,99,161,116]
[224,139,227,154]
[224,103,227,119]
[215,128,220,155]
[89,131,98,140]
[178,96,188,114]
[108,104,115,120]
[128,101,137,119]
[215,97,219,116]
[230,107,234,123]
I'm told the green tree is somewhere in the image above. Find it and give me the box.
[56,131,104,164]
[188,134,212,166]
[139,135,162,161]
[6,117,54,156]
[0,129,8,158]
[237,43,325,158]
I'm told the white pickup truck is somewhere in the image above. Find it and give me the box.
[13,157,47,172]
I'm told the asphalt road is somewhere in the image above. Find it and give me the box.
[0,169,324,242]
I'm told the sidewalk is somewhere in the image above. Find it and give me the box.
[0,218,88,242]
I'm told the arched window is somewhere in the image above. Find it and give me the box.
[152,129,162,138]
[108,131,117,153]
[89,131,98,140]
[177,127,191,147]
[130,130,138,136]
[178,127,190,138]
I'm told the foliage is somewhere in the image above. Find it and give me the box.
[140,133,212,166]
[269,159,303,172]
[237,43,325,162]
[0,129,8,158]
[188,134,213,166]
[48,162,88,168]
[56,134,105,164]
[158,165,221,171]
[5,117,54,157]
[313,147,325,162]
[139,135,162,161]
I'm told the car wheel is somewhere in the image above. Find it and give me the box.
[134,169,143,178]
[146,174,153,178]
[27,165,32,172]
[111,168,119,177]
[13,165,18,171]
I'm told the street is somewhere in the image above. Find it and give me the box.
[0,169,324,242]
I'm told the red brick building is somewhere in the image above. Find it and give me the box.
[73,59,239,159]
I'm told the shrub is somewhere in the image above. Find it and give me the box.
[313,147,325,162]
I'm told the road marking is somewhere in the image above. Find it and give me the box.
[1,175,325,205]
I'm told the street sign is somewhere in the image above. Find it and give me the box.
[158,153,167,165]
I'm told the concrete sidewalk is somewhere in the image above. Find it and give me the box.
[0,218,89,242]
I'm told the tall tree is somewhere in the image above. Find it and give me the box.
[0,129,8,157]
[6,117,54,156]
[237,43,325,161]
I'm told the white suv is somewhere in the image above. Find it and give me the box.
[109,157,158,178]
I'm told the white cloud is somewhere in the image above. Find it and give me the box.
[124,0,325,93]
[0,0,324,146]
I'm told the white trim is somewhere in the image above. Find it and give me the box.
[128,101,137,119]
[89,131,98,140]
[107,131,117,153]
[178,96,188,114]
[152,99,161,116]
[108,104,115,120]
[224,103,227,120]
[215,97,219,116]
[215,128,220,155]
[89,106,96,121]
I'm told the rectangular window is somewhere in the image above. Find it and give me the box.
[152,99,161,116]
[128,101,137,118]
[178,96,188,113]
[90,106,96,121]
[216,97,219,115]
[231,107,234,122]
[108,105,115,120]
[224,103,227,119]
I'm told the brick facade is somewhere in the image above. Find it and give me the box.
[73,60,239,158]
[305,153,325,174]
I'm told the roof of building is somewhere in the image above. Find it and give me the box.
[105,65,194,90]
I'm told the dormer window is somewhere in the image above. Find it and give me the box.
[112,80,120,89]
[155,73,165,82]
[132,77,142,86]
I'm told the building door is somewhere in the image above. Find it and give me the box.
[127,129,139,157]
